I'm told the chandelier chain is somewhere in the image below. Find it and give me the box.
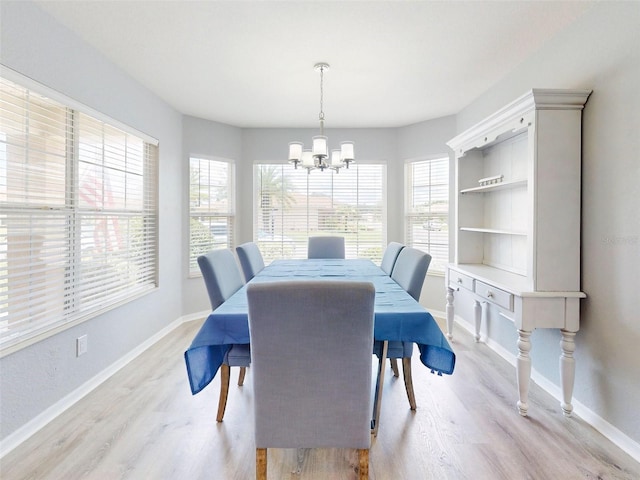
[318,65,325,128]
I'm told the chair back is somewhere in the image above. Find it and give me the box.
[236,242,265,282]
[197,249,244,310]
[247,280,374,449]
[390,247,432,301]
[380,242,405,275]
[307,236,345,259]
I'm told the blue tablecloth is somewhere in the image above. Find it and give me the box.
[185,259,456,394]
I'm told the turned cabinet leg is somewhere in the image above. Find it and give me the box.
[516,329,532,416]
[481,301,490,343]
[473,300,482,342]
[446,287,455,339]
[560,329,577,417]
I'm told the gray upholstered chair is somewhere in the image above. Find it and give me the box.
[390,247,432,300]
[236,242,266,282]
[374,246,432,410]
[247,280,374,480]
[307,236,345,259]
[378,242,406,379]
[197,249,251,422]
[380,241,404,275]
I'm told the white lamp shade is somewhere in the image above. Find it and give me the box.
[301,150,314,168]
[331,149,342,167]
[312,136,328,158]
[288,142,303,161]
[340,141,355,161]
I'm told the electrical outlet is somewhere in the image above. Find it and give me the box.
[76,335,88,357]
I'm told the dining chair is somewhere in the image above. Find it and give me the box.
[197,249,251,422]
[307,235,345,259]
[378,242,406,377]
[236,242,266,282]
[380,241,405,275]
[374,246,432,411]
[247,280,375,480]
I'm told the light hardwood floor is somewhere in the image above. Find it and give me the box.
[2,319,639,479]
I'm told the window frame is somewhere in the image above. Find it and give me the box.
[0,70,159,356]
[253,161,386,263]
[404,156,450,276]
[188,156,235,277]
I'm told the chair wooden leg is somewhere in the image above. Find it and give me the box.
[216,364,230,422]
[402,357,417,410]
[238,366,247,386]
[390,358,399,377]
[358,449,369,479]
[372,341,388,437]
[256,448,267,480]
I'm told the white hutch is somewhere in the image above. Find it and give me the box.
[445,89,591,416]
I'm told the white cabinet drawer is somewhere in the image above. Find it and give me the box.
[475,280,513,310]
[449,271,474,291]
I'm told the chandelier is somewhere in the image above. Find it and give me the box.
[288,63,355,173]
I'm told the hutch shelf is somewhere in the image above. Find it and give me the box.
[445,89,591,416]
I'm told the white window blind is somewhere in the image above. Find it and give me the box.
[189,157,235,275]
[405,158,449,274]
[254,163,385,263]
[0,76,158,352]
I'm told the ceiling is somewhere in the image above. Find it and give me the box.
[35,1,595,129]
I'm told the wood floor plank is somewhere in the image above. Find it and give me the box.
[2,319,639,479]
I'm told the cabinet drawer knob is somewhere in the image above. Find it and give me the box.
[457,278,463,283]
[487,292,494,298]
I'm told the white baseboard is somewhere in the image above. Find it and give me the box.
[0,315,190,459]
[182,310,209,323]
[429,309,447,321]
[452,316,640,463]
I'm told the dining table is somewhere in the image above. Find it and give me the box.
[184,258,456,433]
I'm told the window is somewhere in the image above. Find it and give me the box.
[0,76,158,352]
[405,157,449,274]
[189,157,234,275]
[254,163,385,263]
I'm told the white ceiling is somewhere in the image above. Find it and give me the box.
[35,1,595,128]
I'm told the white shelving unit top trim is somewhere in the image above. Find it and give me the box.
[446,89,591,156]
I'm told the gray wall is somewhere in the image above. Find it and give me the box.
[455,2,640,444]
[0,1,183,441]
